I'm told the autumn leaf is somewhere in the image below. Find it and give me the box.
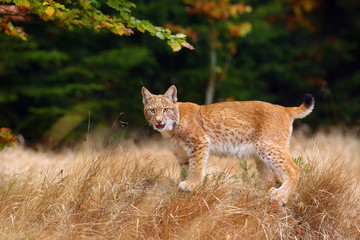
[228,23,252,38]
[168,40,182,52]
[181,42,195,50]
[45,6,55,17]
[0,128,17,151]
[55,11,64,17]
[14,0,30,9]
[137,22,145,32]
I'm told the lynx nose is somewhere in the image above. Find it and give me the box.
[155,118,163,124]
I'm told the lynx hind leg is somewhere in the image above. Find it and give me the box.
[254,156,282,191]
[174,147,189,167]
[173,147,190,180]
[257,146,300,205]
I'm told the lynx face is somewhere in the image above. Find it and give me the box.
[142,86,180,132]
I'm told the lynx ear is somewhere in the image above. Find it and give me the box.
[142,87,154,105]
[164,85,178,103]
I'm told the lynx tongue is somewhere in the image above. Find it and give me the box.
[156,124,165,129]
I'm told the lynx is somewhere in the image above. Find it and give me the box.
[142,85,314,205]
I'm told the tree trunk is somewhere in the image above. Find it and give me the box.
[205,26,217,105]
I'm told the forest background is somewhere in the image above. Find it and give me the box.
[1,0,359,147]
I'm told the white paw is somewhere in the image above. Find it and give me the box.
[269,187,287,206]
[179,180,196,191]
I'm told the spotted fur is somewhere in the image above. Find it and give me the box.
[142,85,314,205]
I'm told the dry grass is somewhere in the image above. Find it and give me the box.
[0,130,359,239]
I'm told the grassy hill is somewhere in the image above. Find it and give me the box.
[0,130,359,239]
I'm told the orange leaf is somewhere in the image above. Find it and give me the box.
[181,42,195,50]
[45,6,55,17]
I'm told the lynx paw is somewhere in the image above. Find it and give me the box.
[269,187,287,206]
[179,180,196,191]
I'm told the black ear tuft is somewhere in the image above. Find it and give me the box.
[304,93,314,107]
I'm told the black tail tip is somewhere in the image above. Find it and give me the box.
[304,93,314,107]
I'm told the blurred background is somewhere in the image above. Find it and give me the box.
[0,0,359,148]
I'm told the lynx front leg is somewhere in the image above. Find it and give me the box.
[179,140,209,191]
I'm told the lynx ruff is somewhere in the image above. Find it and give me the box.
[142,86,314,205]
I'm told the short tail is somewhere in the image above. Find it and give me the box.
[288,94,315,119]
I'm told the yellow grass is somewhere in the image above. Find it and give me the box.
[0,129,359,239]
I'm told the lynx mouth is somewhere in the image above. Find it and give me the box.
[156,124,165,129]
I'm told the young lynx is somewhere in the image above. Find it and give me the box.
[142,85,314,205]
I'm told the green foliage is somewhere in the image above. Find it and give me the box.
[0,27,155,142]
[238,160,258,185]
[293,156,311,174]
[0,0,193,51]
[180,166,188,180]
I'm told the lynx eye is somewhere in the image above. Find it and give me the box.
[163,108,170,113]
[149,109,155,114]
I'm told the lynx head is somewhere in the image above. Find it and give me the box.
[142,85,180,132]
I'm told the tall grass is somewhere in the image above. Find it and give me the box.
[0,130,359,239]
